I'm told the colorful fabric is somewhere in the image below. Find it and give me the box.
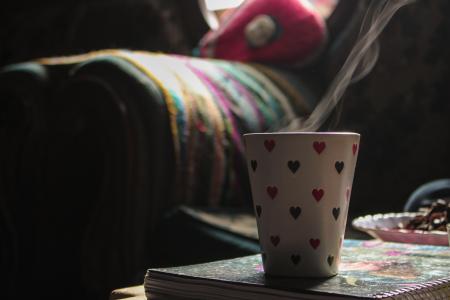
[38,50,312,207]
[124,51,312,206]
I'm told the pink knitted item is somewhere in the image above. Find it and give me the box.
[199,0,327,66]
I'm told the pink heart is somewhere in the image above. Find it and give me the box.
[309,238,320,249]
[352,143,358,155]
[312,188,324,202]
[313,141,326,154]
[270,235,280,246]
[267,186,278,199]
[264,139,275,152]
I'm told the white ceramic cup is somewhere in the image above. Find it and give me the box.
[447,224,450,246]
[244,132,360,277]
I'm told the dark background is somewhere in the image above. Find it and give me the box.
[0,0,208,67]
[339,0,450,215]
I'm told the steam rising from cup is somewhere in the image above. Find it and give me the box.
[282,0,415,132]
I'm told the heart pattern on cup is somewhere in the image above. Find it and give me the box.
[266,186,278,199]
[335,161,344,174]
[313,141,326,154]
[264,139,276,152]
[271,235,280,246]
[309,238,320,249]
[291,254,301,265]
[312,188,324,202]
[332,207,340,220]
[251,160,257,172]
[289,206,302,219]
[287,160,300,174]
[327,255,334,266]
[247,135,359,275]
[256,205,262,217]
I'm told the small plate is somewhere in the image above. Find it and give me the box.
[352,212,449,246]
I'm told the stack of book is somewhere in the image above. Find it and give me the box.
[144,239,450,299]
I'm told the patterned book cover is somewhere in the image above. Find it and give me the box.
[145,240,450,299]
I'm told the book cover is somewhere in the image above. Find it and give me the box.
[145,240,450,299]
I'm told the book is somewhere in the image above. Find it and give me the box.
[145,239,450,299]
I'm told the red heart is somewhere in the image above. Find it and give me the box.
[309,238,320,249]
[313,141,326,154]
[352,143,358,155]
[270,235,280,246]
[264,139,275,152]
[312,188,324,202]
[267,186,278,199]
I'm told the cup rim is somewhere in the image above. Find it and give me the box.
[243,131,360,137]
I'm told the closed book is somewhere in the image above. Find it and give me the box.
[145,239,450,299]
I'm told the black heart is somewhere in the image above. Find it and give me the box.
[287,160,300,174]
[335,161,344,174]
[270,236,280,247]
[251,160,257,172]
[332,207,340,220]
[291,254,301,265]
[327,255,334,266]
[256,205,262,217]
[289,206,302,219]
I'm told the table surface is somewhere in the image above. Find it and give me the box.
[110,285,145,300]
